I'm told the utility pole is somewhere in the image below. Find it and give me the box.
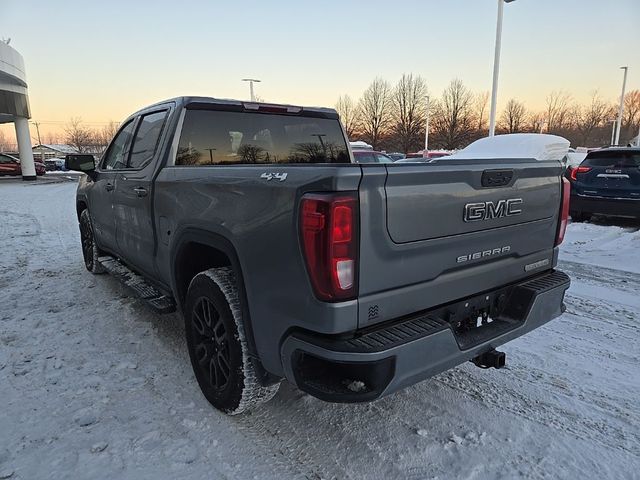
[30,121,43,160]
[424,95,430,153]
[242,78,261,102]
[614,66,628,146]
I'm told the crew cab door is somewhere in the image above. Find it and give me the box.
[114,110,169,277]
[90,120,136,252]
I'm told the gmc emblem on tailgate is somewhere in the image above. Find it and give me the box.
[463,198,523,222]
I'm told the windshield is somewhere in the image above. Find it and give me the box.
[176,109,350,165]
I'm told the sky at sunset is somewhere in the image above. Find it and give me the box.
[0,0,638,141]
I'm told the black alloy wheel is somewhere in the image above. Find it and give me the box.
[192,296,232,390]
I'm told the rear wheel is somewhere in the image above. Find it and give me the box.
[79,209,105,274]
[184,267,279,414]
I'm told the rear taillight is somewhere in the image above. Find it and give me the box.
[569,166,591,181]
[300,192,358,301]
[555,177,571,246]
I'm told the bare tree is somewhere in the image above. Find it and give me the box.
[622,89,640,140]
[358,78,392,150]
[0,129,10,152]
[64,117,94,153]
[498,99,527,133]
[430,79,475,149]
[545,90,573,132]
[474,91,490,134]
[390,74,427,153]
[528,111,546,133]
[335,95,359,139]
[574,91,614,145]
[43,131,64,144]
[94,121,120,149]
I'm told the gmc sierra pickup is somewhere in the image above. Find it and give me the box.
[68,96,571,415]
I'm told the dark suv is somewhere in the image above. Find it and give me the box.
[568,147,640,221]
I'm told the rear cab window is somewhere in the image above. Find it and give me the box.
[583,151,640,168]
[175,108,350,165]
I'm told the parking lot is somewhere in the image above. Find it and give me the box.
[0,179,638,479]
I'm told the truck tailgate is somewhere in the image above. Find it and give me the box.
[357,160,562,328]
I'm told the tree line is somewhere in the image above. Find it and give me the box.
[336,74,640,153]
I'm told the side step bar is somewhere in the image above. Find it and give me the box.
[98,256,176,314]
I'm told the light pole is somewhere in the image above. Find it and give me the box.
[488,0,516,137]
[608,119,617,146]
[424,95,430,153]
[614,66,628,146]
[242,78,261,102]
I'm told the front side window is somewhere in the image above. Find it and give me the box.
[102,120,136,170]
[128,111,168,169]
[175,109,350,165]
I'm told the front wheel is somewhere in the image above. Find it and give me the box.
[184,267,279,414]
[79,209,105,274]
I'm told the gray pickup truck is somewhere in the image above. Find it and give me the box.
[69,96,571,415]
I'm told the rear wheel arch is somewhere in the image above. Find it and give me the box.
[170,229,277,385]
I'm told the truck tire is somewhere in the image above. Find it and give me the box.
[184,267,279,414]
[79,209,105,274]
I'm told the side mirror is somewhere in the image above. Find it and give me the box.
[65,154,96,176]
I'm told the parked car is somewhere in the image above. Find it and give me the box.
[0,153,46,176]
[352,149,394,163]
[394,156,431,163]
[568,147,640,221]
[69,96,570,415]
[387,152,406,161]
[44,158,67,171]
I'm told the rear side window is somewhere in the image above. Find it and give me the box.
[583,151,640,168]
[128,111,168,169]
[175,109,350,165]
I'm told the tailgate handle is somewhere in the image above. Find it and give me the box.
[482,169,514,188]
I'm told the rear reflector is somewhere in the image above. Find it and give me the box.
[555,177,570,246]
[569,166,591,181]
[300,193,358,301]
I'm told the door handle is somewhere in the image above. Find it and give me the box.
[105,183,115,192]
[133,187,148,197]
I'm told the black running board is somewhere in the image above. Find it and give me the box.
[98,256,176,313]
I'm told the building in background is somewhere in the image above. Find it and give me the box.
[32,143,79,160]
[0,40,36,180]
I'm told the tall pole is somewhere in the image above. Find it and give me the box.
[614,66,628,146]
[609,120,616,146]
[30,121,43,161]
[424,95,430,152]
[489,0,505,137]
[242,78,261,102]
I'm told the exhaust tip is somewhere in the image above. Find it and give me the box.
[472,349,506,369]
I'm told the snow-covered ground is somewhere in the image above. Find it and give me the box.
[0,179,638,479]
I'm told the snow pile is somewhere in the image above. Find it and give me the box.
[447,133,570,161]
[561,220,640,274]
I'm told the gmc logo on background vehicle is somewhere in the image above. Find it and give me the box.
[463,198,523,222]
